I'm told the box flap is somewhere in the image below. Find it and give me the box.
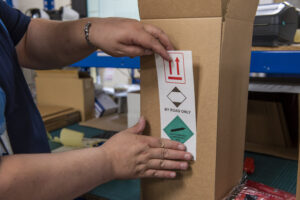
[138,0,258,20]
[225,0,259,21]
[138,0,222,19]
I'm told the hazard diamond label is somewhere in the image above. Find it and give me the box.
[167,87,187,108]
[163,116,194,144]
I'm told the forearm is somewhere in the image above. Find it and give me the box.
[16,18,98,69]
[17,17,174,69]
[0,147,113,200]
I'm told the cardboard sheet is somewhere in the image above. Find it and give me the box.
[246,100,291,148]
[38,105,81,132]
[245,142,298,161]
[155,51,197,158]
[80,114,128,132]
[38,105,72,118]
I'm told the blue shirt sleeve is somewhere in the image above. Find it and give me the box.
[0,1,31,45]
[0,88,6,136]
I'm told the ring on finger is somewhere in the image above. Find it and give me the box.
[161,147,168,160]
[160,140,165,148]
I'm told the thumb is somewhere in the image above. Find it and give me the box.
[128,116,146,135]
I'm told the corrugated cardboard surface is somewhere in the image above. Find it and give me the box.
[138,0,222,19]
[246,100,290,148]
[245,142,298,161]
[138,0,258,20]
[215,17,255,200]
[139,0,258,199]
[141,18,222,200]
[38,105,73,118]
[36,75,94,121]
[38,105,81,131]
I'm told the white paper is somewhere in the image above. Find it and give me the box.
[155,51,197,159]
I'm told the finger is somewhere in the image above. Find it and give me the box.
[120,45,153,57]
[147,137,187,151]
[143,169,176,179]
[132,32,172,61]
[143,24,174,50]
[148,148,193,161]
[127,117,146,135]
[147,159,189,170]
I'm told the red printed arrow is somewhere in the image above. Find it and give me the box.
[169,60,173,75]
[175,57,180,75]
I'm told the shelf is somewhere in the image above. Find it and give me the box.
[250,51,300,74]
[71,50,300,74]
[71,52,140,69]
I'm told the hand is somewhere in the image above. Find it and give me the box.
[89,18,174,60]
[101,117,193,180]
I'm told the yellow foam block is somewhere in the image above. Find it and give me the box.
[53,136,61,143]
[60,128,84,147]
[47,132,53,140]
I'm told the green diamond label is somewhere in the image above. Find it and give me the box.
[163,116,194,143]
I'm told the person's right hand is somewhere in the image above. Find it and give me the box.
[89,18,174,61]
[101,117,193,180]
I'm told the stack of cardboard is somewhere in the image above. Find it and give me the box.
[138,0,259,199]
[38,105,81,132]
[35,69,94,121]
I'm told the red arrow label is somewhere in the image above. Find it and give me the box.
[169,60,173,75]
[175,57,180,75]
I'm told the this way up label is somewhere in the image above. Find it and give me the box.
[155,51,197,159]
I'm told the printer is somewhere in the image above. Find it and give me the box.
[253,2,298,46]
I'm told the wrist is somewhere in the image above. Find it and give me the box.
[98,146,116,180]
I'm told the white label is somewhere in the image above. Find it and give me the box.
[155,51,197,159]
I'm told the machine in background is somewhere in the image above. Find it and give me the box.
[253,2,298,46]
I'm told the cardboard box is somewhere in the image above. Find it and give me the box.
[95,92,118,117]
[36,70,94,121]
[139,0,259,199]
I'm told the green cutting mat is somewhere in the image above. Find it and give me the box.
[50,124,298,199]
[50,124,140,200]
[245,152,298,194]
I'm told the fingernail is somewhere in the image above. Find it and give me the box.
[184,153,191,160]
[170,172,176,178]
[180,163,187,169]
[178,144,186,151]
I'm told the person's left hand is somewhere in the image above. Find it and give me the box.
[100,117,193,180]
[89,18,174,60]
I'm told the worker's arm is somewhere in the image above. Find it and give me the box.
[16,18,173,69]
[0,118,192,200]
